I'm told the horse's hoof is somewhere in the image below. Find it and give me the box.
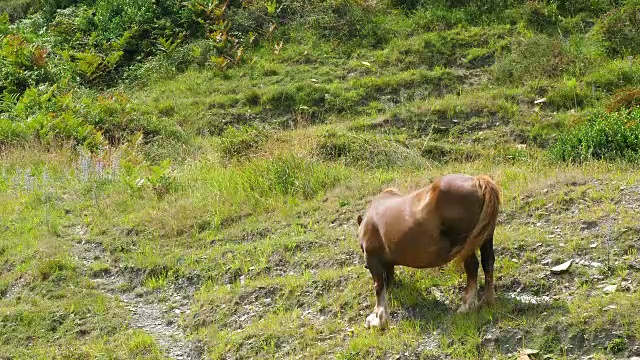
[480,295,496,307]
[457,299,479,313]
[364,309,389,330]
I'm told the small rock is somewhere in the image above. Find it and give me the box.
[603,304,617,311]
[551,259,573,274]
[534,98,547,104]
[603,284,617,294]
[590,242,598,248]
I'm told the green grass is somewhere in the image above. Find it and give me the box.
[4,144,640,359]
[3,1,640,359]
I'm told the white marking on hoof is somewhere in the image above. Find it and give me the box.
[364,312,379,328]
[364,307,389,330]
[457,296,479,313]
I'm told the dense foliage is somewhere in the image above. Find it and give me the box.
[0,0,639,159]
[552,108,640,162]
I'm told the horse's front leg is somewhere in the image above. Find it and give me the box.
[364,254,390,329]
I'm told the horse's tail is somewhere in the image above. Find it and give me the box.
[454,175,501,264]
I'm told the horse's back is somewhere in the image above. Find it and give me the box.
[432,174,484,216]
[431,174,485,244]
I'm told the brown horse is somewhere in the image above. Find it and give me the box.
[357,174,500,329]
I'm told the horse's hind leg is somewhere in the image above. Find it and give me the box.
[383,262,394,287]
[457,253,479,313]
[480,235,496,306]
[364,254,390,329]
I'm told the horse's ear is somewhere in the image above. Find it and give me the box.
[357,214,363,226]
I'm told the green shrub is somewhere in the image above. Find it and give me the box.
[409,5,469,30]
[0,84,106,149]
[0,82,184,148]
[607,337,626,354]
[551,108,640,162]
[0,0,36,21]
[527,113,571,147]
[446,0,525,20]
[594,1,640,57]
[0,32,53,96]
[0,116,29,144]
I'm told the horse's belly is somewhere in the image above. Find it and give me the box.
[386,236,452,269]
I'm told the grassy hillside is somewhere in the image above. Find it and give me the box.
[2,0,640,359]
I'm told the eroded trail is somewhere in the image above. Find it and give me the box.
[72,225,201,360]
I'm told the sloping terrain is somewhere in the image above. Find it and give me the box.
[2,1,640,359]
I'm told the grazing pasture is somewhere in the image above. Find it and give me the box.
[2,0,640,359]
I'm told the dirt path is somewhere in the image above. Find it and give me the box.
[72,225,201,360]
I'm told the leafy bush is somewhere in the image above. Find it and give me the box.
[0,31,53,96]
[0,0,36,21]
[595,1,640,57]
[551,108,640,162]
[0,83,183,149]
[607,337,626,354]
[0,84,105,148]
